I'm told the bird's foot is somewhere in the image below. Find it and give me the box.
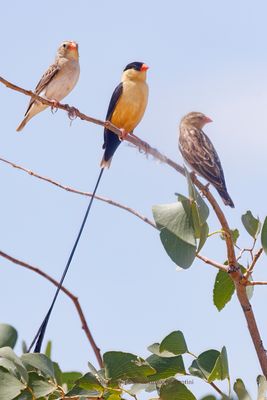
[119,128,129,141]
[66,105,79,121]
[50,99,59,114]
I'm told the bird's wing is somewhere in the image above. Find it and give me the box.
[180,127,227,190]
[102,82,123,150]
[24,63,60,116]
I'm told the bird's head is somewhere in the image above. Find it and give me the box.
[181,112,212,130]
[122,62,149,81]
[57,41,79,61]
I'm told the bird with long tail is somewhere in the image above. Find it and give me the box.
[28,61,149,353]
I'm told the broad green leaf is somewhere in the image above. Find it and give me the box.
[261,217,267,255]
[72,372,103,391]
[231,228,240,244]
[213,270,235,311]
[257,375,267,400]
[153,201,196,246]
[197,222,209,253]
[145,354,186,381]
[45,341,52,359]
[159,331,188,355]
[104,390,122,400]
[0,324,17,349]
[160,378,196,400]
[159,228,196,269]
[241,211,261,239]
[147,343,177,358]
[189,350,220,381]
[28,372,57,398]
[103,351,155,383]
[13,390,33,400]
[153,198,197,269]
[184,167,209,224]
[207,346,229,382]
[53,362,62,386]
[0,347,28,383]
[129,383,156,395]
[61,371,83,390]
[21,353,55,378]
[0,366,26,399]
[66,385,102,398]
[234,378,252,400]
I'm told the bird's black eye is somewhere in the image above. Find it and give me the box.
[63,44,67,48]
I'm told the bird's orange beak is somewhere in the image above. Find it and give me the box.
[67,42,78,51]
[204,116,213,123]
[141,63,149,71]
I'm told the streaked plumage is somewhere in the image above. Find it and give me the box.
[16,41,80,131]
[179,112,234,208]
[100,61,149,168]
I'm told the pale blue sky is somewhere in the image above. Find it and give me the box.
[1,0,267,397]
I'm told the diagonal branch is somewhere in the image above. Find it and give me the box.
[0,250,103,368]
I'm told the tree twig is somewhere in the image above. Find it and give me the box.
[245,248,264,279]
[0,250,103,368]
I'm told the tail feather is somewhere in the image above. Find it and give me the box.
[217,188,235,208]
[100,156,112,169]
[16,115,30,132]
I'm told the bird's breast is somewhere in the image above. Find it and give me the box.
[111,80,148,132]
[45,60,80,101]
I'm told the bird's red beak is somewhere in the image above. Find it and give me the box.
[68,42,78,51]
[141,63,149,71]
[204,116,213,123]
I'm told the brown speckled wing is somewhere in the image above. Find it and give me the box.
[24,63,60,116]
[179,126,227,192]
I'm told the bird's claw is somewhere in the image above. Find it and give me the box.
[50,99,59,114]
[119,128,128,141]
[67,106,78,121]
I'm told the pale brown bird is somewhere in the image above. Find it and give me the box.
[16,40,80,131]
[179,112,234,208]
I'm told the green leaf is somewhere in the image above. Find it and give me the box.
[152,200,197,269]
[21,353,55,378]
[0,347,28,383]
[231,228,240,244]
[147,343,177,358]
[261,217,267,255]
[145,354,186,381]
[103,351,155,383]
[234,378,252,400]
[66,386,102,398]
[45,341,52,359]
[72,372,103,391]
[0,324,18,349]
[189,349,224,382]
[28,372,57,398]
[213,270,235,311]
[160,378,196,400]
[53,362,62,386]
[197,222,209,253]
[0,366,26,399]
[207,346,229,382]
[61,371,82,390]
[257,375,267,400]
[104,390,122,400]
[13,390,33,400]
[200,397,216,400]
[184,168,209,224]
[159,331,188,355]
[241,211,261,239]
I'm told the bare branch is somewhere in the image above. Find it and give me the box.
[0,250,103,368]
[245,248,264,279]
[196,254,227,272]
[246,281,267,286]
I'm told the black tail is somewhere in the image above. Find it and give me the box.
[28,168,105,353]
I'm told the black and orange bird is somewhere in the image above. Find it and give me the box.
[28,61,149,353]
[179,112,234,208]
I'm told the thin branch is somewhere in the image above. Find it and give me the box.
[1,75,267,377]
[245,248,264,279]
[246,281,267,286]
[0,250,103,368]
[0,157,156,229]
[196,254,227,272]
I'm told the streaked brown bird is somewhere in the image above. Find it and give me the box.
[179,112,234,208]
